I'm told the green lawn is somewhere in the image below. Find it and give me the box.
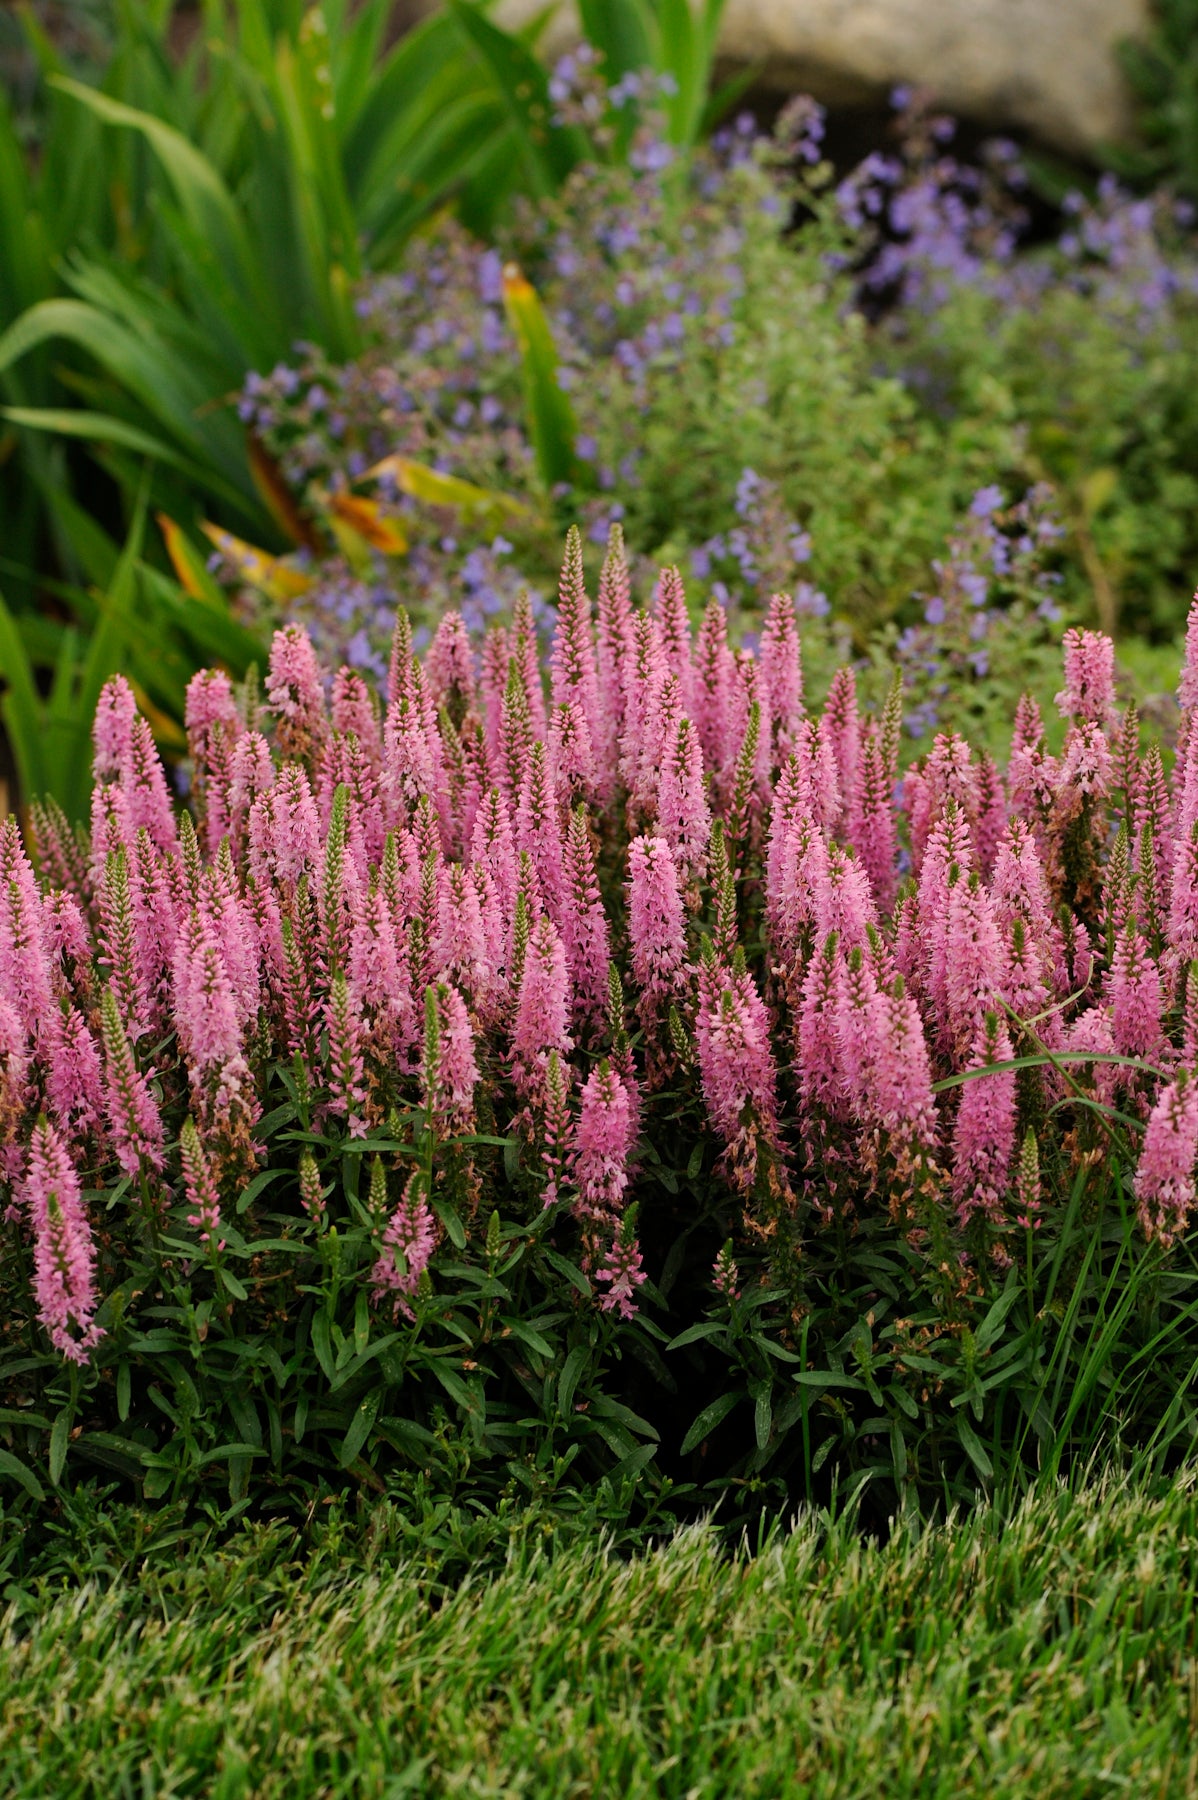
[3,1472,1197,1798]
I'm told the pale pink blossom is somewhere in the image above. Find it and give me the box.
[758,592,804,764]
[627,835,689,1052]
[1181,594,1198,712]
[550,525,601,752]
[696,961,789,1202]
[511,914,572,1092]
[1135,1072,1198,1244]
[180,1115,224,1250]
[595,1230,646,1319]
[657,714,711,888]
[653,565,693,715]
[372,1170,436,1316]
[1109,924,1165,1061]
[424,612,476,719]
[1056,627,1116,729]
[951,1016,1017,1224]
[266,624,328,761]
[100,986,164,1177]
[574,1061,633,1221]
[20,1118,102,1362]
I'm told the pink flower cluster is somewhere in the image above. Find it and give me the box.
[6,536,1198,1362]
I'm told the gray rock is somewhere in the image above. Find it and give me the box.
[424,0,1149,155]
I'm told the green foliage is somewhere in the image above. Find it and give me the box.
[0,1009,672,1529]
[576,0,735,150]
[4,1470,1198,1793]
[1111,0,1198,196]
[888,271,1198,642]
[0,2,535,550]
[4,995,1197,1536]
[502,261,579,496]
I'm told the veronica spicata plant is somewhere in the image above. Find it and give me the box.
[4,527,1198,1529]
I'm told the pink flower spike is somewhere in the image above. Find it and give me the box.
[226,732,275,855]
[1169,824,1198,970]
[480,626,511,767]
[471,785,518,928]
[1055,627,1116,731]
[595,522,633,796]
[595,1229,646,1320]
[869,974,939,1155]
[92,674,177,853]
[325,969,370,1137]
[185,670,243,855]
[100,986,164,1178]
[807,716,843,836]
[548,698,597,807]
[551,525,601,750]
[822,666,858,819]
[574,1060,633,1221]
[695,961,789,1204]
[20,1118,102,1363]
[814,842,878,955]
[915,802,974,1036]
[180,1115,224,1251]
[0,817,54,1035]
[562,805,611,1034]
[43,1005,105,1140]
[382,658,448,834]
[834,946,878,1111]
[1135,1071,1198,1245]
[1108,923,1165,1060]
[692,601,736,779]
[1181,594,1198,712]
[425,611,477,719]
[93,675,137,781]
[653,565,693,714]
[951,1014,1017,1225]
[511,913,573,1093]
[795,931,846,1123]
[266,624,328,762]
[657,714,711,888]
[511,589,548,743]
[620,613,668,807]
[173,908,241,1074]
[432,983,479,1133]
[627,834,689,1050]
[848,732,896,915]
[944,869,1007,1058]
[974,753,1007,881]
[372,1169,436,1317]
[331,667,383,770]
[434,861,495,1019]
[514,740,567,926]
[759,592,804,764]
[496,657,535,803]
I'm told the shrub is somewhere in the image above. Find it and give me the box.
[229,96,1198,720]
[236,118,1022,665]
[3,529,1198,1539]
[848,91,1198,640]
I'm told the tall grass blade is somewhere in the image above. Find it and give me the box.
[502,263,578,494]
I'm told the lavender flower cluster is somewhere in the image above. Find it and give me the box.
[6,527,1198,1369]
[842,86,1198,326]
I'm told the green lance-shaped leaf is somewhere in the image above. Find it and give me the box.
[502,262,578,496]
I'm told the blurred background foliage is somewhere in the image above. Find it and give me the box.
[0,0,1196,819]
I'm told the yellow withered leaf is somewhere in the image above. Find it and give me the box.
[246,430,326,553]
[362,453,536,528]
[157,513,226,605]
[200,523,313,600]
[324,490,409,554]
